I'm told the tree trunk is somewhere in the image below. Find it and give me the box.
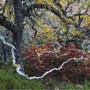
[13,0,25,72]
[13,31,24,72]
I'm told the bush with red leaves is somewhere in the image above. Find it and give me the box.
[22,44,90,82]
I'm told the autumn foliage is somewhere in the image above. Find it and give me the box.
[22,43,90,82]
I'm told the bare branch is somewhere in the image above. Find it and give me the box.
[16,56,87,80]
[0,34,16,64]
[0,35,15,49]
[26,3,75,24]
[0,14,18,33]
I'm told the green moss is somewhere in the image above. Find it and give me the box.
[0,64,44,89]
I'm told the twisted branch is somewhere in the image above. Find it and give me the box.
[16,56,87,80]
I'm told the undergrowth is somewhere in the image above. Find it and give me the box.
[0,61,44,89]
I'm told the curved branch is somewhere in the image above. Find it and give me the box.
[26,3,87,34]
[26,3,72,24]
[0,14,18,34]
[0,34,16,49]
[27,3,61,16]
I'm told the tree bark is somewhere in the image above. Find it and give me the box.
[13,32,22,64]
[13,0,24,72]
[13,32,24,71]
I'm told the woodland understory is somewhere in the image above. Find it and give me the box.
[0,0,90,89]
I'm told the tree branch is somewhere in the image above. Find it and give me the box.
[26,3,87,35]
[26,4,73,24]
[0,14,18,34]
[16,56,87,80]
[0,35,16,49]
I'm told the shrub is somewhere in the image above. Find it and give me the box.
[22,44,89,83]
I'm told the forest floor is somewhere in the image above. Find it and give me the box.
[0,56,90,89]
[0,62,44,89]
